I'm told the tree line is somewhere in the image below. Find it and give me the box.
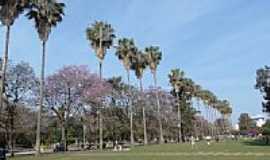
[0,0,232,156]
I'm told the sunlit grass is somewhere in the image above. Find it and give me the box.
[11,140,270,160]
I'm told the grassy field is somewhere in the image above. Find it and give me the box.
[10,140,270,160]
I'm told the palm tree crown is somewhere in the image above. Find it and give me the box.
[86,21,116,62]
[131,51,148,80]
[26,0,65,42]
[169,69,184,89]
[145,46,162,73]
[115,38,137,71]
[0,0,29,26]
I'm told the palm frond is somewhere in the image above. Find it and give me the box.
[26,0,65,42]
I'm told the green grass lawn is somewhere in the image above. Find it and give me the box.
[10,140,270,160]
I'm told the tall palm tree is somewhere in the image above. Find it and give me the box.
[215,100,224,134]
[115,38,137,145]
[145,46,163,144]
[199,89,215,136]
[26,0,65,155]
[194,84,204,137]
[168,69,185,143]
[208,93,217,137]
[131,51,148,145]
[86,21,115,150]
[0,0,29,112]
[219,100,232,133]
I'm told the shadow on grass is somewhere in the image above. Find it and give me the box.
[242,139,270,147]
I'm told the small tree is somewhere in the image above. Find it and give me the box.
[255,66,270,114]
[238,113,253,133]
[5,62,37,156]
[45,65,104,151]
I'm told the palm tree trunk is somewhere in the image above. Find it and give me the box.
[212,109,215,137]
[36,41,46,156]
[153,71,163,144]
[221,114,225,134]
[197,99,204,138]
[177,96,182,143]
[10,107,15,157]
[0,25,11,112]
[208,107,211,136]
[8,104,15,157]
[127,70,134,146]
[139,78,147,145]
[214,109,218,137]
[98,61,103,150]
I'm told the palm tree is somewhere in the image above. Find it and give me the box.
[26,0,65,155]
[208,93,217,137]
[86,21,115,150]
[145,46,163,144]
[168,69,185,143]
[199,89,215,136]
[194,84,204,137]
[131,51,148,145]
[0,0,29,112]
[115,38,137,145]
[219,100,232,133]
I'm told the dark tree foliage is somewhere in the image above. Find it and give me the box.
[255,66,270,113]
[238,113,253,131]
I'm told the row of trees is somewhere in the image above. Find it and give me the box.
[0,61,232,154]
[168,69,232,142]
[85,21,166,147]
[0,1,233,157]
[85,20,232,147]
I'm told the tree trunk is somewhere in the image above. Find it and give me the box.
[221,114,225,134]
[7,104,15,157]
[127,70,134,146]
[197,99,204,138]
[139,78,147,145]
[83,124,86,149]
[10,106,15,157]
[205,106,210,136]
[210,107,214,137]
[36,41,46,156]
[153,71,164,144]
[0,25,11,112]
[177,95,182,143]
[214,109,219,137]
[61,121,66,151]
[99,61,103,150]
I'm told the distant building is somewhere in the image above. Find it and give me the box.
[251,115,266,127]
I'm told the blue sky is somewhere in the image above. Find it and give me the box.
[0,0,270,123]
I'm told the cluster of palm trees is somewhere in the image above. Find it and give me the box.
[169,69,232,141]
[86,21,164,147]
[0,0,65,155]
